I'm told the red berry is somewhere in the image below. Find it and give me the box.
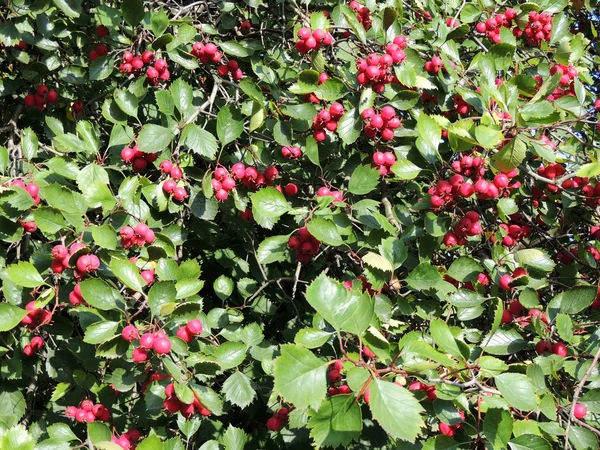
[574,403,587,419]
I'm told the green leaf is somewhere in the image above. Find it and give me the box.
[47,423,78,442]
[489,43,516,71]
[391,159,421,180]
[547,286,597,317]
[215,341,247,370]
[151,10,169,36]
[222,425,247,450]
[475,125,504,149]
[222,371,256,408]
[481,328,527,355]
[214,275,234,301]
[114,89,138,117]
[217,105,244,148]
[6,262,46,288]
[110,259,147,292]
[0,386,25,427]
[137,124,173,153]
[89,56,114,81]
[21,128,37,160]
[87,422,112,444]
[148,282,176,317]
[33,207,66,234]
[256,235,289,264]
[493,137,527,171]
[307,218,344,246]
[348,165,380,195]
[363,252,393,273]
[0,304,28,332]
[180,124,218,160]
[307,395,362,448]
[0,424,35,450]
[484,408,513,449]
[495,373,538,411]
[274,344,327,410]
[430,319,462,359]
[79,279,124,311]
[305,273,374,336]
[251,187,289,219]
[295,328,333,349]
[121,0,144,26]
[509,434,552,450]
[137,435,164,450]
[90,224,117,250]
[83,321,119,344]
[447,257,482,282]
[337,108,362,145]
[369,379,425,442]
[53,0,81,17]
[514,249,556,273]
[405,262,443,291]
[416,113,441,163]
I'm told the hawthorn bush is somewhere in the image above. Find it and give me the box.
[1,0,600,448]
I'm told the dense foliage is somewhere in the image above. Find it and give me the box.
[1,0,600,448]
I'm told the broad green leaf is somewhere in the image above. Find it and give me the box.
[0,304,28,332]
[273,344,327,410]
[79,279,124,311]
[307,395,362,448]
[180,124,218,160]
[348,165,380,195]
[307,218,344,246]
[368,379,425,442]
[110,259,148,292]
[215,341,247,370]
[217,105,244,147]
[495,373,538,411]
[137,124,173,153]
[222,371,256,408]
[305,273,374,336]
[6,262,46,288]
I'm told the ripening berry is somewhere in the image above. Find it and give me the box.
[186,319,203,335]
[153,337,171,354]
[122,325,139,341]
[574,403,587,419]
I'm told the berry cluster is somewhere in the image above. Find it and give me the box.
[111,430,141,450]
[65,399,110,423]
[274,183,299,197]
[50,243,100,278]
[550,63,579,87]
[217,60,243,80]
[496,219,532,247]
[295,27,334,54]
[474,8,518,43]
[327,361,351,396]
[349,1,372,30]
[443,211,483,247]
[119,223,156,249]
[119,51,157,76]
[23,336,44,357]
[356,38,407,92]
[24,85,58,111]
[21,301,52,330]
[281,145,302,160]
[424,56,445,75]
[163,383,211,418]
[121,144,158,172]
[520,11,554,45]
[372,151,397,176]
[317,186,343,203]
[158,161,188,201]
[439,411,465,437]
[190,42,223,64]
[536,340,568,357]
[408,380,437,400]
[89,43,109,61]
[146,58,170,85]
[176,319,203,342]
[452,94,470,116]
[211,166,237,201]
[266,408,290,431]
[72,100,84,116]
[231,163,279,191]
[312,103,345,142]
[11,179,41,204]
[132,330,171,362]
[304,72,329,103]
[288,227,321,263]
[361,106,401,140]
